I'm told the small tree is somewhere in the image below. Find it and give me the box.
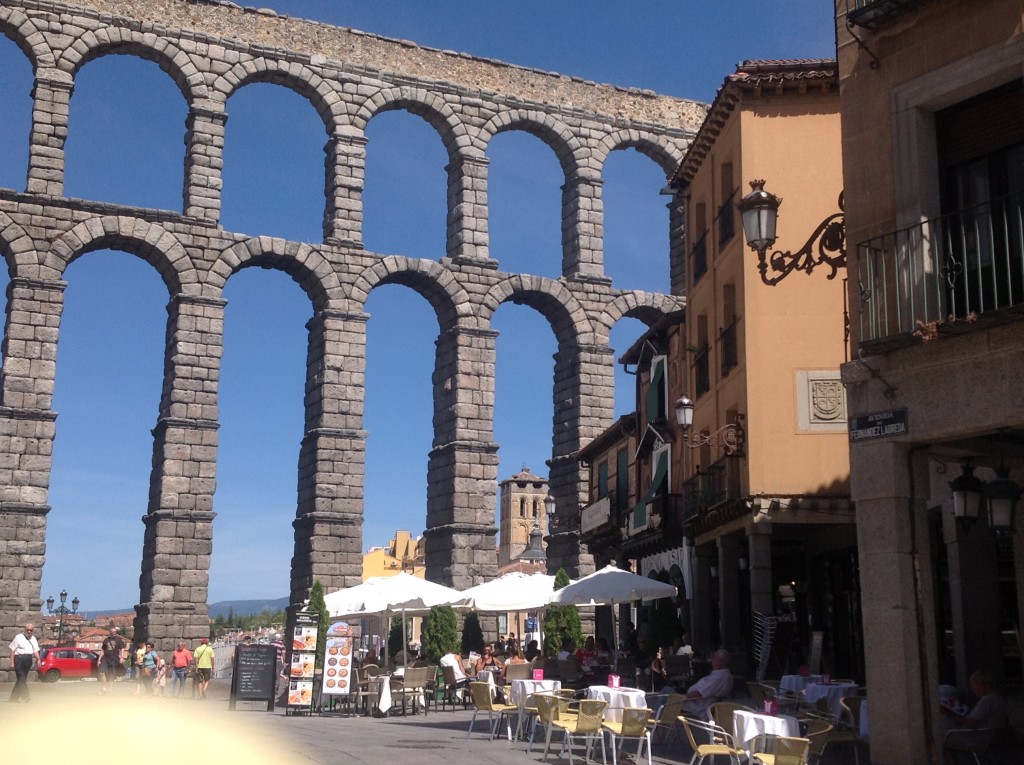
[421,605,459,663]
[307,580,330,669]
[461,611,485,655]
[543,568,583,656]
[388,616,410,660]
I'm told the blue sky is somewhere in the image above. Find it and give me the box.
[0,1,835,610]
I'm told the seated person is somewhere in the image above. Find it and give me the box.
[596,637,612,664]
[941,671,1008,729]
[556,636,576,662]
[633,637,654,686]
[439,650,469,696]
[475,643,502,676]
[524,639,541,662]
[502,645,528,678]
[576,636,599,676]
[362,647,379,666]
[682,649,733,719]
[674,633,694,656]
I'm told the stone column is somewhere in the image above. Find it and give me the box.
[136,295,225,649]
[26,68,73,196]
[854,441,942,765]
[717,535,742,650]
[424,324,499,589]
[0,277,63,675]
[290,310,368,607]
[667,191,687,294]
[545,342,614,578]
[323,128,366,246]
[561,170,606,282]
[183,100,227,221]
[747,523,774,618]
[445,152,495,266]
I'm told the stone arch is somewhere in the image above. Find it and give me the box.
[351,255,472,329]
[208,237,341,312]
[481,109,582,177]
[354,85,475,158]
[0,211,40,280]
[595,128,686,179]
[214,59,347,134]
[44,217,197,296]
[595,291,683,345]
[0,7,55,69]
[57,31,208,104]
[481,274,595,347]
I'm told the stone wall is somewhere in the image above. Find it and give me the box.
[0,0,702,657]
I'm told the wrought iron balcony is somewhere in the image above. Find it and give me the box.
[718,190,736,248]
[681,454,746,537]
[693,344,711,398]
[845,0,931,31]
[858,191,1024,345]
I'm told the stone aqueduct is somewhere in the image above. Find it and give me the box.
[0,0,706,650]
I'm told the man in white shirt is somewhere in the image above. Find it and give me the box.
[8,623,40,702]
[683,649,734,719]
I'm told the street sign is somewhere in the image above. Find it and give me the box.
[849,408,909,441]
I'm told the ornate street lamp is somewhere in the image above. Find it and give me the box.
[544,493,557,530]
[983,465,1022,536]
[674,396,745,454]
[949,463,983,533]
[737,179,846,285]
[45,589,80,645]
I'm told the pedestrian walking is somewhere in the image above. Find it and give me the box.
[193,637,215,699]
[99,627,126,695]
[140,641,159,695]
[8,623,40,703]
[170,640,193,697]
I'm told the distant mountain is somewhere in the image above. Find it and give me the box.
[82,597,289,621]
[208,597,289,619]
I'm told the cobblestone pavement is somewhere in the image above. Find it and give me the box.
[1,677,696,765]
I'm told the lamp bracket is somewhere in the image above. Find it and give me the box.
[756,193,846,285]
[682,415,746,454]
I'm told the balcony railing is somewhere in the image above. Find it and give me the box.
[845,0,932,31]
[719,317,738,378]
[692,230,709,285]
[858,191,1024,344]
[680,454,743,527]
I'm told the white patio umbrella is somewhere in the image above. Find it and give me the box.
[457,572,560,649]
[456,571,557,611]
[322,572,464,666]
[547,564,677,662]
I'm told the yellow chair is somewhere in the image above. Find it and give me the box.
[601,707,653,765]
[752,735,811,765]
[550,698,608,765]
[802,719,832,763]
[709,701,751,740]
[466,681,517,741]
[527,693,561,754]
[679,715,748,765]
[829,695,866,764]
[648,693,686,744]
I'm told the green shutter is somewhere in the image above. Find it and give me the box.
[645,356,666,423]
[633,450,669,529]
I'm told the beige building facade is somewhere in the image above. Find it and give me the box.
[497,469,549,568]
[836,1,1024,762]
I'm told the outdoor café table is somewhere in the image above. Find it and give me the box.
[509,679,561,739]
[587,684,647,723]
[779,674,822,694]
[732,708,801,750]
[804,681,858,720]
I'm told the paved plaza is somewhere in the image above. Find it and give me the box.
[1,677,695,765]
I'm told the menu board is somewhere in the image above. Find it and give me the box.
[320,621,353,697]
[229,643,277,711]
[287,612,319,714]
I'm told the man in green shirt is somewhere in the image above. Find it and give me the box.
[193,637,215,699]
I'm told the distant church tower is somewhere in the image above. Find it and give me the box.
[498,468,549,567]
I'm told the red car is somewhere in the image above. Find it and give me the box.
[37,647,99,681]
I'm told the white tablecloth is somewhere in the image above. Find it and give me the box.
[779,674,822,694]
[372,675,392,714]
[588,684,648,723]
[509,679,561,709]
[732,709,800,748]
[804,682,858,720]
